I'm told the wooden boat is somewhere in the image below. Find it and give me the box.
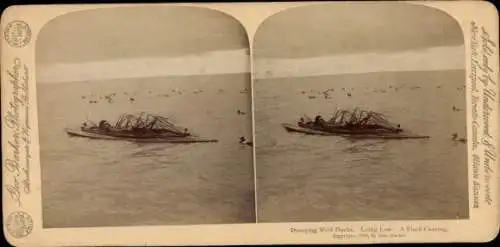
[282,123,430,139]
[65,128,218,143]
[284,108,430,139]
[65,112,218,143]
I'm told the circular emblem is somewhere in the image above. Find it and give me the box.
[6,211,33,238]
[4,20,31,48]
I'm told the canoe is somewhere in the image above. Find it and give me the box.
[65,128,218,143]
[282,123,430,139]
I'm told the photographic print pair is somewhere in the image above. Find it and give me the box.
[38,3,468,228]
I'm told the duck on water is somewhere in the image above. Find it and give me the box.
[239,136,253,147]
[452,133,467,143]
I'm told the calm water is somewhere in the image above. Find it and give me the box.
[39,70,470,226]
[39,74,255,228]
[255,70,469,222]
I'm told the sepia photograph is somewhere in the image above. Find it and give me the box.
[253,2,469,222]
[36,6,255,228]
[2,1,499,246]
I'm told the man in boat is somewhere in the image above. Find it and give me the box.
[298,117,306,128]
[182,128,191,137]
[395,124,403,133]
[98,120,112,131]
[81,121,94,130]
[314,115,326,128]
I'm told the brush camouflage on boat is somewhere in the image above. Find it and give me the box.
[283,108,430,139]
[65,112,218,143]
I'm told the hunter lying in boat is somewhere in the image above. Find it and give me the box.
[297,108,403,134]
[80,112,192,138]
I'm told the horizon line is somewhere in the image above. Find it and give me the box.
[37,45,465,83]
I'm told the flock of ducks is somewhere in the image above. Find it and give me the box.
[300,84,468,144]
[82,87,249,105]
[81,83,467,145]
[81,87,254,147]
[301,84,466,101]
[82,92,135,104]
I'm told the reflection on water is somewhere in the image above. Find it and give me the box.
[255,70,469,222]
[39,74,255,228]
[342,140,388,154]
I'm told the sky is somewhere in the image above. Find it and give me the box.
[37,3,466,82]
[36,6,249,83]
[38,50,250,83]
[253,2,465,79]
[254,45,464,79]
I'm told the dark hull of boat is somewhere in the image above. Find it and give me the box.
[282,123,430,139]
[65,128,218,143]
[80,128,188,139]
[299,123,398,134]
